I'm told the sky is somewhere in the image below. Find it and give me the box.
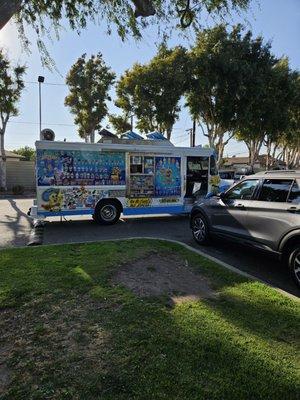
[0,0,299,155]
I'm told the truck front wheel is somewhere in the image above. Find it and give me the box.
[93,200,121,225]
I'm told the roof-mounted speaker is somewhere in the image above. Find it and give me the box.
[41,128,55,141]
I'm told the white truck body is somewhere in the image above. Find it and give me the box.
[31,139,220,220]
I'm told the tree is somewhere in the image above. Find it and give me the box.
[116,44,189,139]
[236,58,296,169]
[273,72,300,169]
[0,50,25,190]
[186,24,276,166]
[12,146,35,161]
[0,1,251,66]
[109,114,132,136]
[65,53,115,143]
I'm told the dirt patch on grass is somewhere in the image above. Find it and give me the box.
[112,252,216,303]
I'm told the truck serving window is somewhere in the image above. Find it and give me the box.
[129,155,155,198]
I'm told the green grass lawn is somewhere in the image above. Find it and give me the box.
[0,239,299,400]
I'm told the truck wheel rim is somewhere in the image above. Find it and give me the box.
[193,217,206,241]
[293,250,300,284]
[100,205,116,221]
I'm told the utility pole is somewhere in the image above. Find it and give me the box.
[192,119,196,147]
[38,76,45,139]
[187,119,196,147]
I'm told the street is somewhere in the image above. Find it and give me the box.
[0,198,299,297]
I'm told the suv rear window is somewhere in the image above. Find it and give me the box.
[259,179,293,202]
[288,181,300,204]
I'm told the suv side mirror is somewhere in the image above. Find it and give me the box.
[219,191,227,200]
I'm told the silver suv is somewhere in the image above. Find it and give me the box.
[190,170,300,287]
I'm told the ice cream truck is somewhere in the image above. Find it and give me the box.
[29,133,221,224]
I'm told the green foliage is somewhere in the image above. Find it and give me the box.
[12,146,35,161]
[0,49,26,189]
[65,53,115,142]
[0,1,251,67]
[0,50,26,131]
[186,24,277,163]
[108,114,132,135]
[116,44,190,139]
[236,60,300,168]
[0,240,299,399]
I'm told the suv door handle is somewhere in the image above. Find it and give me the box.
[235,204,246,209]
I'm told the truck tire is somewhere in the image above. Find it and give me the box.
[287,244,300,288]
[191,213,210,245]
[93,200,121,225]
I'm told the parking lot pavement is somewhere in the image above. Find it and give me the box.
[0,198,33,248]
[43,214,300,297]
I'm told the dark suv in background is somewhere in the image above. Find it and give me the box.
[190,171,300,287]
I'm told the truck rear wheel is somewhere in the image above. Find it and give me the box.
[93,200,121,225]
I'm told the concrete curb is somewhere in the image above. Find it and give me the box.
[39,235,300,302]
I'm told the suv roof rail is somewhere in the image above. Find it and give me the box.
[264,170,297,174]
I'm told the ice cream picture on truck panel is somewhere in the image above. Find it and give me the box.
[29,131,225,224]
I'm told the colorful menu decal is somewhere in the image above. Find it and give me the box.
[39,187,108,212]
[36,149,125,186]
[155,157,181,197]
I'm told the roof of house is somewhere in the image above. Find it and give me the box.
[223,156,250,165]
[224,155,286,166]
[4,151,25,159]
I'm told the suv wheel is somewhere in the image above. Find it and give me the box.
[288,244,300,288]
[93,201,120,225]
[191,213,210,245]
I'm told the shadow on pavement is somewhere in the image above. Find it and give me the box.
[0,199,32,247]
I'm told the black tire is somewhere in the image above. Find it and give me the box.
[287,244,300,288]
[191,213,210,245]
[93,200,121,225]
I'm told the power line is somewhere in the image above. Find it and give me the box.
[173,136,189,145]
[8,121,76,127]
[172,132,188,141]
[25,80,67,86]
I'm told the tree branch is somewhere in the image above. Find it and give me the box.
[132,0,156,17]
[0,0,22,31]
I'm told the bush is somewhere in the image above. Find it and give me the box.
[12,185,24,195]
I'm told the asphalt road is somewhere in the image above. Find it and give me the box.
[0,198,299,297]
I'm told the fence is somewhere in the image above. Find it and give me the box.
[6,161,36,190]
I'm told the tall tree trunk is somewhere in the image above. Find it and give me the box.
[90,131,95,143]
[266,137,272,171]
[0,0,22,31]
[285,147,290,170]
[166,127,172,141]
[0,133,6,190]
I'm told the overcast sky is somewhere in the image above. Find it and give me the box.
[0,0,299,155]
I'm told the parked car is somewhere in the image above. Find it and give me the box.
[234,166,254,180]
[190,170,300,287]
[218,169,235,189]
